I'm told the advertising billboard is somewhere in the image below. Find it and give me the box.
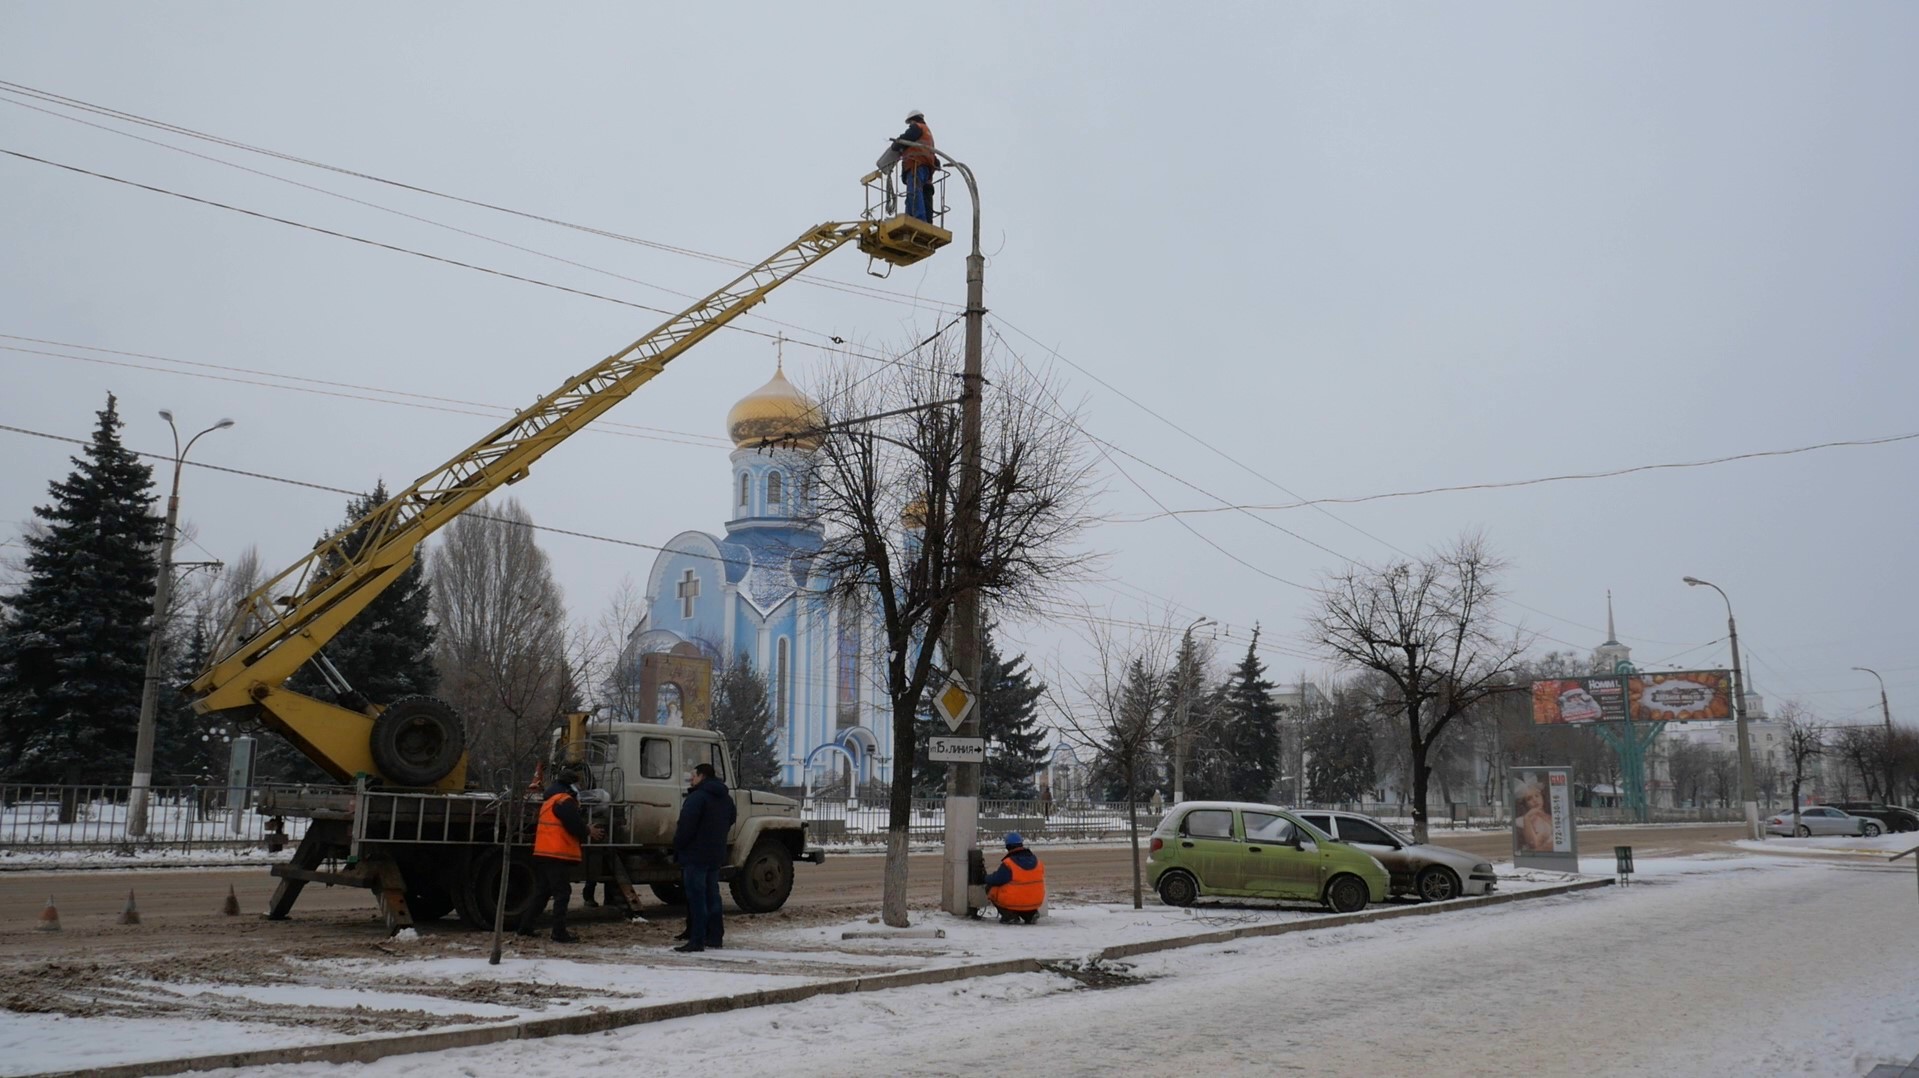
[1510,765,1578,872]
[1627,671,1734,722]
[1531,670,1731,724]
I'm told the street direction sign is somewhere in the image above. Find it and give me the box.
[933,671,976,732]
[927,736,985,763]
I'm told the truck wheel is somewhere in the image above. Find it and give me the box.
[369,696,465,787]
[729,839,795,914]
[649,883,686,906]
[467,847,536,929]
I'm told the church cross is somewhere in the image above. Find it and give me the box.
[677,569,701,619]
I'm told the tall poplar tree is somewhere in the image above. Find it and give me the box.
[0,395,162,785]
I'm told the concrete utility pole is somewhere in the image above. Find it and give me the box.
[1852,666,1895,805]
[937,146,987,918]
[1683,576,1760,841]
[128,412,233,838]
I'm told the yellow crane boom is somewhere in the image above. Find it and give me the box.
[190,203,949,788]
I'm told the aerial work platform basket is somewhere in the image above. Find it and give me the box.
[858,165,953,270]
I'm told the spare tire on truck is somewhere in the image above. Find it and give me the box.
[369,696,465,787]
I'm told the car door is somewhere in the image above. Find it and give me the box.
[1332,815,1415,892]
[1173,808,1242,893]
[1241,810,1319,899]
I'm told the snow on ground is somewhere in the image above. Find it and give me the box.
[1733,833,1919,857]
[191,852,1919,1078]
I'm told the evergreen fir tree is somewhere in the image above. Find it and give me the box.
[0,394,162,784]
[286,481,438,706]
[158,615,219,783]
[1217,628,1283,801]
[1305,682,1377,803]
[979,632,1048,798]
[712,653,780,789]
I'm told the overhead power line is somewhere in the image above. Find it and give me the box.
[1116,432,1919,519]
[0,79,964,318]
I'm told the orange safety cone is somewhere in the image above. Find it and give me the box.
[221,884,241,917]
[117,890,141,926]
[35,896,61,933]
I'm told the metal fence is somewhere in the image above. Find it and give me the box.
[0,784,293,852]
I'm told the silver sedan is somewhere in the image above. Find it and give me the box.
[1765,806,1882,837]
[1294,810,1497,901]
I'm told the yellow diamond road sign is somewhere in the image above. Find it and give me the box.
[933,671,976,733]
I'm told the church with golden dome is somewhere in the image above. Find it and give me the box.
[624,365,891,790]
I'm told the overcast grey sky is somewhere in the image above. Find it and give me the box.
[3,3,1915,724]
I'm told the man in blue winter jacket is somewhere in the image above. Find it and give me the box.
[672,762,736,952]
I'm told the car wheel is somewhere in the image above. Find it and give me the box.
[1156,871,1200,908]
[1862,821,1883,837]
[1415,866,1462,902]
[1323,874,1368,914]
[1795,824,1811,837]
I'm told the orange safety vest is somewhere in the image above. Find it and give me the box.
[900,121,936,173]
[533,791,583,862]
[988,849,1045,912]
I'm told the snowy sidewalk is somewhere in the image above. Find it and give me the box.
[5,874,1601,1076]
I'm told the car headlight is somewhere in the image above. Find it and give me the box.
[1473,863,1493,874]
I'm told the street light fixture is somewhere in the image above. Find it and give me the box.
[1683,575,1760,840]
[1851,666,1896,805]
[127,412,235,838]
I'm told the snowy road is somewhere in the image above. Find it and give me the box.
[217,852,1919,1078]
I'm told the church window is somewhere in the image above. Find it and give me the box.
[739,472,750,507]
[776,637,790,726]
[837,595,862,719]
[677,568,701,619]
[767,471,784,505]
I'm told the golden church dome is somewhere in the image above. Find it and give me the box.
[726,366,822,450]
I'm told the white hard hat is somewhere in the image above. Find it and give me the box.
[905,109,925,121]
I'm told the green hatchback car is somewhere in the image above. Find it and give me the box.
[1147,801,1390,913]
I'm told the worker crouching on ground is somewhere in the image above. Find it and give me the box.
[983,832,1045,924]
[517,768,604,943]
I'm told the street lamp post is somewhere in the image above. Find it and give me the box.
[1852,666,1896,805]
[1683,576,1760,840]
[126,412,233,838]
[1171,615,1213,805]
[931,145,988,918]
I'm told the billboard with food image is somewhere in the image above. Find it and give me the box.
[1531,671,1730,724]
[1531,676,1628,724]
[1627,670,1733,722]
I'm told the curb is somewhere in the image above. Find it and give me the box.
[37,878,1612,1078]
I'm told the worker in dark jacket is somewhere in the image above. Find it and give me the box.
[517,769,603,943]
[982,832,1045,924]
[671,762,736,952]
[890,110,937,223]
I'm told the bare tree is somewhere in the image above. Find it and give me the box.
[583,575,649,722]
[1045,619,1178,909]
[1830,726,1884,802]
[1308,533,1531,841]
[800,341,1097,928]
[429,499,571,787]
[1781,702,1824,832]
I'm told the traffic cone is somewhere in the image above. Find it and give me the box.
[35,896,61,933]
[221,885,240,917]
[117,890,141,926]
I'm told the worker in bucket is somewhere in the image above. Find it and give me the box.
[981,832,1045,924]
[888,110,936,223]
